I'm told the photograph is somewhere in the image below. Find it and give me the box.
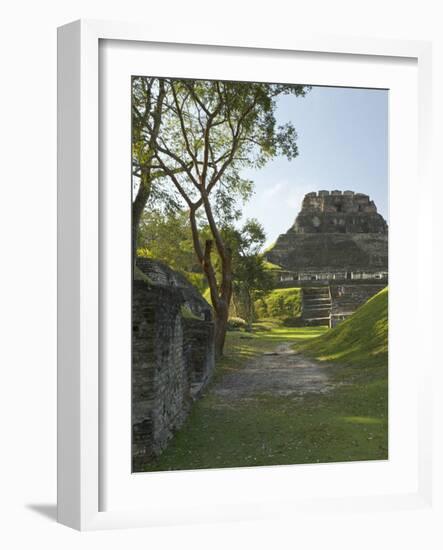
[131,76,389,473]
[3,0,437,542]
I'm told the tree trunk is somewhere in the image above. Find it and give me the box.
[189,213,233,359]
[131,79,166,270]
[245,290,253,332]
[132,180,151,268]
[214,303,229,359]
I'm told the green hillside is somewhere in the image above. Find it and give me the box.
[299,287,388,368]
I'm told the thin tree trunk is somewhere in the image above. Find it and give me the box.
[214,303,229,359]
[215,246,232,356]
[131,80,166,269]
[188,209,232,358]
[245,290,253,332]
[132,176,152,266]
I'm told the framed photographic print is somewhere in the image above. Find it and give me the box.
[57,20,436,532]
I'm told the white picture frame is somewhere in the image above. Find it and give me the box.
[57,19,436,532]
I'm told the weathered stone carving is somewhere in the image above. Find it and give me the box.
[266,190,388,283]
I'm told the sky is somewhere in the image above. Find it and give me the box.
[240,86,388,247]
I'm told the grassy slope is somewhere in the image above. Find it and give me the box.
[298,287,388,368]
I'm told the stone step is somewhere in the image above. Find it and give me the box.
[304,288,329,292]
[303,289,330,295]
[301,286,331,327]
[303,314,330,320]
[303,308,331,316]
[303,317,330,327]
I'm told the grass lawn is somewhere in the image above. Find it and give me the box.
[141,293,388,472]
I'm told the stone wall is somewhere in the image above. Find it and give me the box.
[267,232,388,275]
[132,279,214,471]
[137,257,212,320]
[183,318,215,398]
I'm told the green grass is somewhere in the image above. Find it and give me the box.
[141,298,388,472]
[143,394,388,471]
[298,287,388,368]
[254,287,302,321]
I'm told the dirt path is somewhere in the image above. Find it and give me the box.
[213,342,335,400]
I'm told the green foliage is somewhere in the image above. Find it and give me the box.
[255,287,302,321]
[137,209,194,269]
[137,210,275,309]
[132,78,181,216]
[299,287,388,368]
[137,209,207,293]
[226,219,275,324]
[132,76,310,354]
[132,77,309,218]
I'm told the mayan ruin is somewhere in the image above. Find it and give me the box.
[266,190,388,326]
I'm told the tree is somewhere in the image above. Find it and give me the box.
[230,220,274,331]
[134,77,309,356]
[132,78,167,260]
[137,208,206,292]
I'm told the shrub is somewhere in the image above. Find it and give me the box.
[254,287,302,321]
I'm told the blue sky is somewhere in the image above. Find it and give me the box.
[240,86,388,247]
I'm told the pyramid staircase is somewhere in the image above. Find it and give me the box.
[301,286,331,327]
